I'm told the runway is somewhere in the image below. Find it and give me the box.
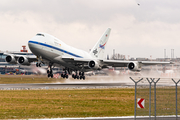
[0,75,135,90]
[31,116,179,120]
[0,82,133,90]
[0,75,177,90]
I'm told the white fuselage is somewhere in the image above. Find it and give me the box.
[28,33,93,70]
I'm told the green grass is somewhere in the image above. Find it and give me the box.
[0,75,179,119]
[0,89,134,119]
[136,87,180,116]
[0,75,65,84]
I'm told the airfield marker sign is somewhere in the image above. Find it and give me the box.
[137,98,145,108]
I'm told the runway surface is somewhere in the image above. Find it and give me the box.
[0,75,177,90]
[31,116,179,120]
[0,82,133,90]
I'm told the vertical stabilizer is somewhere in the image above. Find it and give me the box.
[90,28,111,59]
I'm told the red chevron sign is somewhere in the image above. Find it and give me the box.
[137,98,145,108]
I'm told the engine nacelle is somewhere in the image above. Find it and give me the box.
[88,60,101,70]
[5,55,17,64]
[18,56,30,65]
[127,61,141,72]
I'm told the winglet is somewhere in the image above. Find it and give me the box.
[90,28,111,59]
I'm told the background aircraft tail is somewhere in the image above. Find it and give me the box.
[90,28,111,59]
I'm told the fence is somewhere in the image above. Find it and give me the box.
[130,77,180,120]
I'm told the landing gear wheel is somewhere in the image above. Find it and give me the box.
[47,70,49,74]
[36,63,38,67]
[36,63,41,67]
[72,74,75,78]
[66,74,68,79]
[63,75,66,78]
[74,75,77,79]
[48,74,50,78]
[50,70,52,74]
[61,74,64,77]
[51,74,53,78]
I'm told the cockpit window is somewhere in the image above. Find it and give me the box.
[36,33,45,37]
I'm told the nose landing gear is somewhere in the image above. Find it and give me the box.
[36,63,41,67]
[36,56,42,67]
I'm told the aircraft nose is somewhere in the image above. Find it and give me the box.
[28,40,41,56]
[28,39,39,51]
[28,40,34,49]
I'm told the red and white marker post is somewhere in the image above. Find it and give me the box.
[137,98,145,108]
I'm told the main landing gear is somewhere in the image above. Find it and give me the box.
[61,69,68,79]
[47,63,53,78]
[72,71,85,80]
[60,69,86,80]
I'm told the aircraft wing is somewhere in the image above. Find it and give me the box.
[4,53,37,65]
[102,60,172,67]
[103,60,172,71]
[61,56,172,71]
[62,58,172,67]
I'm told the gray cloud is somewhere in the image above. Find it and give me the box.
[0,0,180,58]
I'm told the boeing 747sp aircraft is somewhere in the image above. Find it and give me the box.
[5,28,172,79]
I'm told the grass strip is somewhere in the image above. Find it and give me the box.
[0,75,65,84]
[0,88,134,119]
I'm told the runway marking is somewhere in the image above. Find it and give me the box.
[29,115,179,120]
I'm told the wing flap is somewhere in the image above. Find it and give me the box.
[102,60,130,67]
[102,60,172,67]
[61,56,90,63]
[141,61,173,65]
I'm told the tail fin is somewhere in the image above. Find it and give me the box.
[90,28,111,59]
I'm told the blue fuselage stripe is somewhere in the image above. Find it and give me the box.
[28,41,83,58]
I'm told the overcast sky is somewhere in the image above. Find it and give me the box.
[0,0,180,59]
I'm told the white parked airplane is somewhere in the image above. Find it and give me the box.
[5,28,172,79]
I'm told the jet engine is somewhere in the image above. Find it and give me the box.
[5,55,17,64]
[18,56,30,65]
[127,61,141,72]
[88,60,101,70]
